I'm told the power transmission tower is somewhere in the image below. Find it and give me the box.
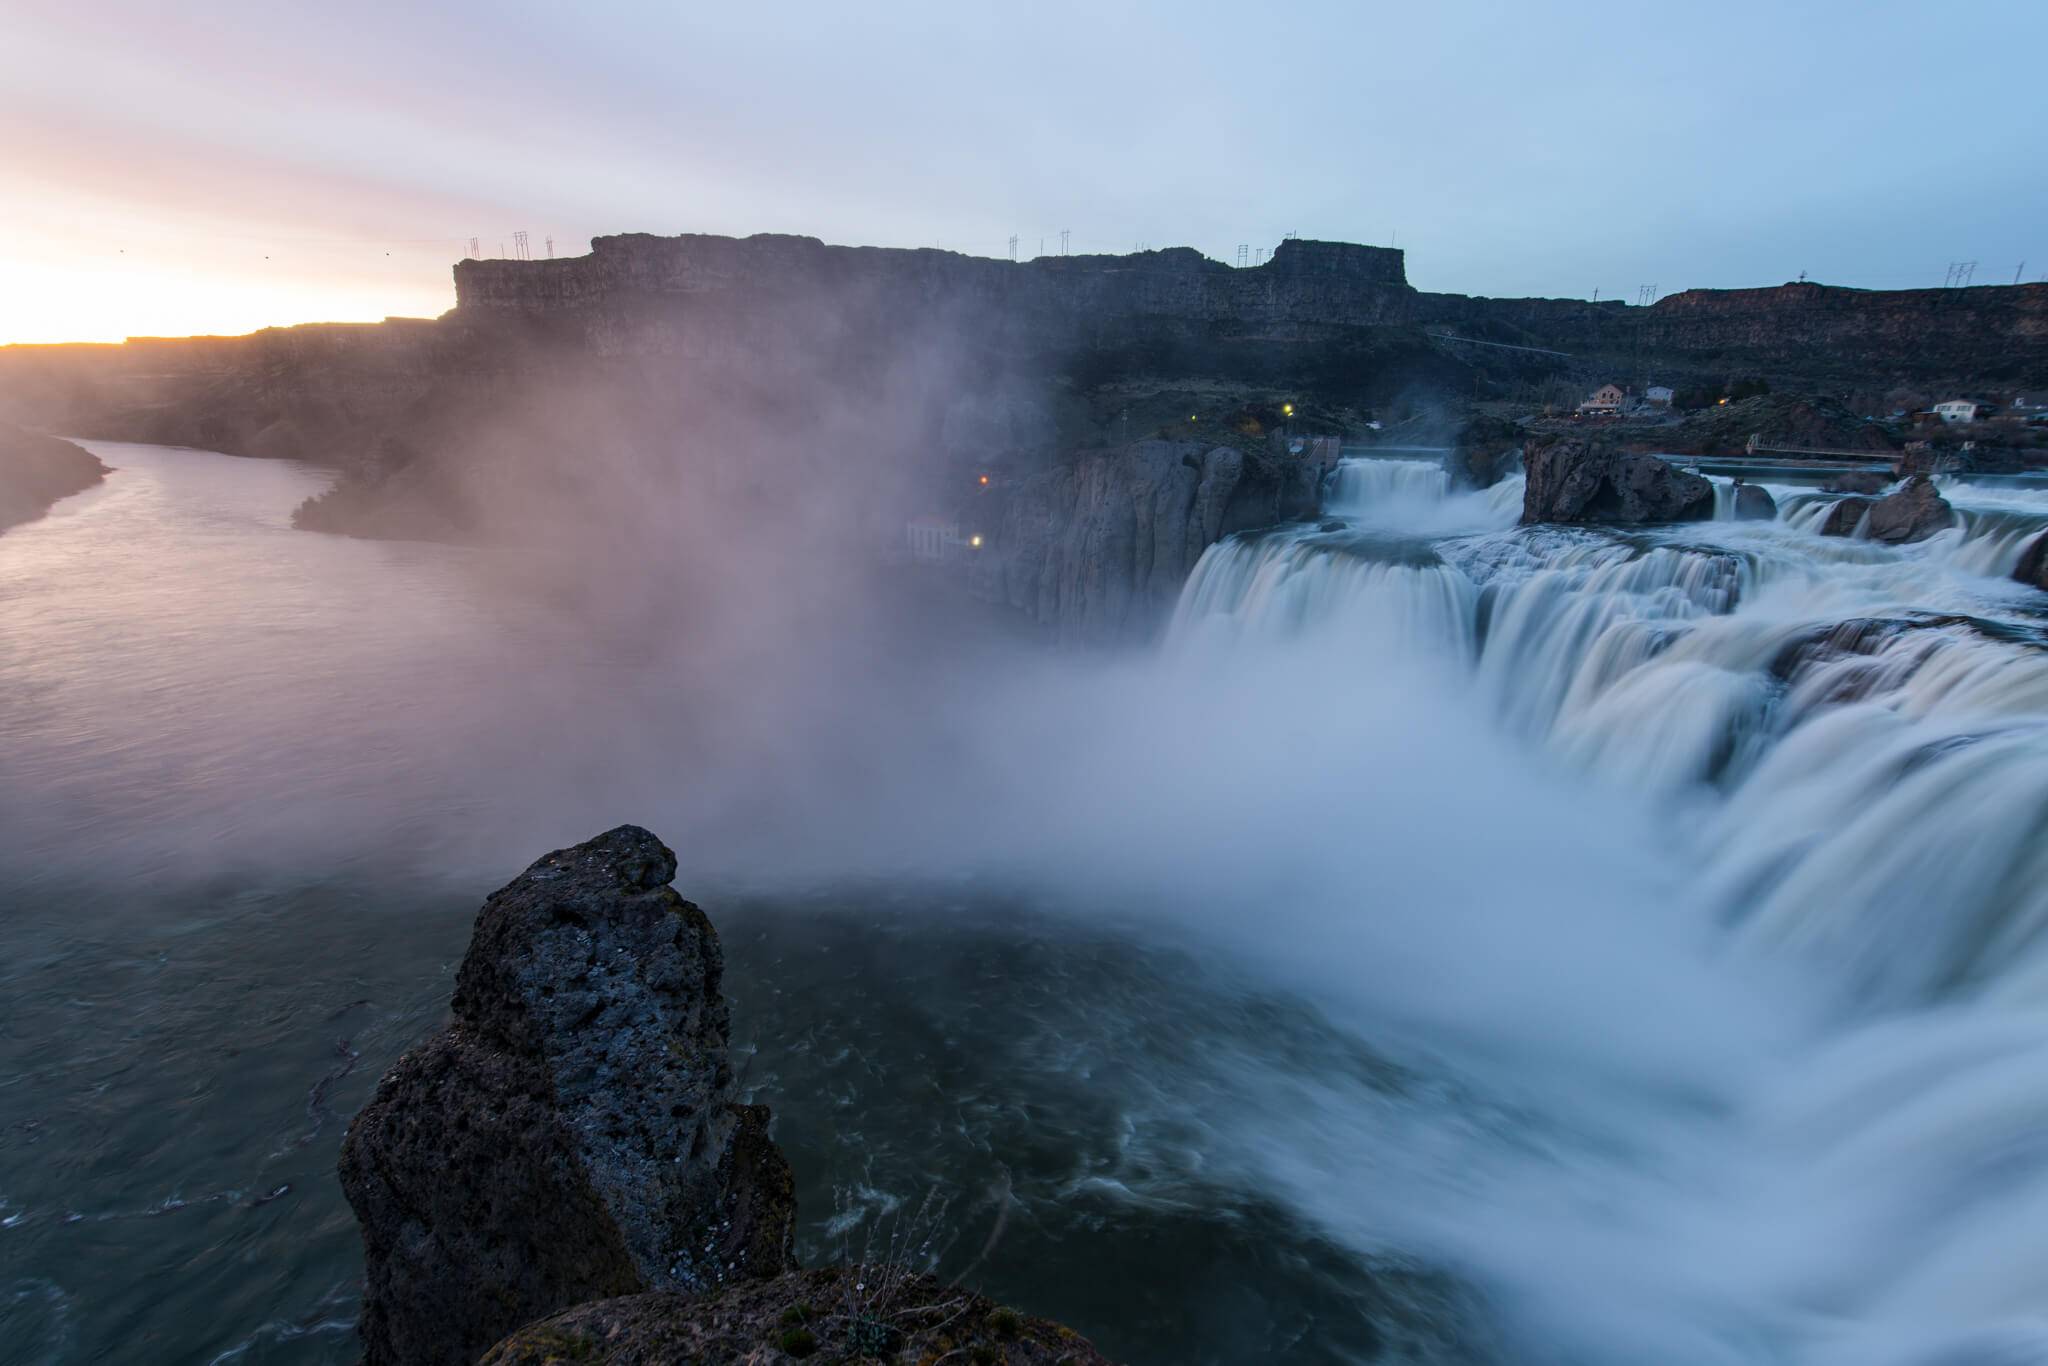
[1008,235,1018,260]
[1060,229,1070,255]
[1236,244,1248,266]
[1636,284,1654,306]
[545,236,554,259]
[2016,261,2026,285]
[513,230,531,261]
[468,237,480,259]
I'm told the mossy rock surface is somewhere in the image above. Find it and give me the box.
[481,1264,1115,1365]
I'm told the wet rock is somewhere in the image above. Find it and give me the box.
[1445,415,1523,489]
[1732,483,1778,521]
[338,826,795,1366]
[482,1265,1117,1366]
[1520,436,1715,526]
[0,422,107,534]
[1821,470,1891,496]
[1818,474,1954,543]
[2015,531,2048,591]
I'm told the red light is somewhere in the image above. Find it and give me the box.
[978,474,990,486]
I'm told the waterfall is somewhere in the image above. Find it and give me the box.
[1163,457,2048,1363]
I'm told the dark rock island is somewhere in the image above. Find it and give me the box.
[1521,435,1716,525]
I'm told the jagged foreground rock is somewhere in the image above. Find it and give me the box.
[341,826,1115,1366]
[339,826,798,1366]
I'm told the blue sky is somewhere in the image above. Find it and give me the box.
[3,0,2043,341]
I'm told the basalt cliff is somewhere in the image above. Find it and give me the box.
[2,233,2041,636]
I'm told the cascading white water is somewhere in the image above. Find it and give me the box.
[1166,457,2048,1365]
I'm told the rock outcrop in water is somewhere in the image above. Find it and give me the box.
[1819,474,1954,543]
[338,826,797,1366]
[1822,471,1892,496]
[1732,482,1779,521]
[0,423,107,534]
[1520,436,1715,526]
[342,825,1114,1366]
[2013,533,2048,591]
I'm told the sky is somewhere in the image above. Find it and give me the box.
[1,0,2043,344]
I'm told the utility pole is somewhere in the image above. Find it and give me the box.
[1060,229,1070,255]
[2017,261,2027,286]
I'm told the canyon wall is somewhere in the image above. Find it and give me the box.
[2,231,2042,639]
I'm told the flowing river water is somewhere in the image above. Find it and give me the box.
[7,442,2048,1364]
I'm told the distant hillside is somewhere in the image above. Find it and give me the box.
[0,423,107,534]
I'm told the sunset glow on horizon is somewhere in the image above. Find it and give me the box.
[4,0,2043,346]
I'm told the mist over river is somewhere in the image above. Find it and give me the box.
[9,442,2048,1365]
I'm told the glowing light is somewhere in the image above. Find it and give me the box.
[1189,414,1197,422]
[1718,397,1729,405]
[978,474,990,485]
[1283,403,1294,417]
[969,534,983,548]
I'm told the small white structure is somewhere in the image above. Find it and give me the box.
[905,515,982,563]
[1578,383,1627,415]
[1934,399,1986,424]
[1645,385,1675,408]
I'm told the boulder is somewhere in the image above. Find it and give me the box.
[1818,474,1954,543]
[338,826,796,1366]
[1821,470,1891,496]
[2015,531,2048,591]
[1445,415,1523,490]
[482,1266,1116,1366]
[1520,436,1715,526]
[1732,483,1778,521]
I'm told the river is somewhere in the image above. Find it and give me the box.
[7,443,2048,1364]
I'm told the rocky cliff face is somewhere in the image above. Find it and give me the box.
[454,234,1414,347]
[341,825,1112,1366]
[974,438,1336,644]
[0,423,107,533]
[339,826,797,1366]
